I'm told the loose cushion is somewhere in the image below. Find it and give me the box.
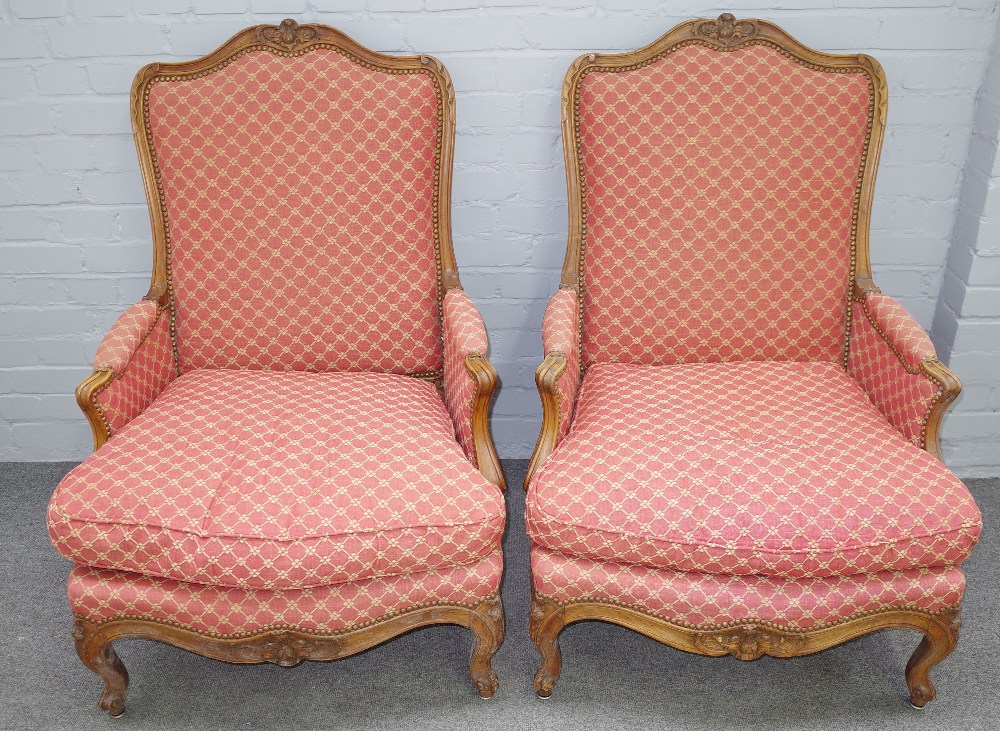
[50,370,504,590]
[526,361,981,578]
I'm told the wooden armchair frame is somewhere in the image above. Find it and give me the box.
[526,14,964,708]
[77,19,504,487]
[69,20,505,717]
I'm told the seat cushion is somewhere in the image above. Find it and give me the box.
[50,370,504,590]
[526,361,981,578]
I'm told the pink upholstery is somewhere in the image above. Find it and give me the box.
[91,300,175,436]
[531,546,964,631]
[526,361,981,578]
[542,288,581,441]
[68,551,501,636]
[95,300,164,372]
[576,43,870,367]
[443,288,489,465]
[849,291,942,446]
[146,48,444,374]
[50,369,505,590]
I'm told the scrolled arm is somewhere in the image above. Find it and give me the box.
[77,297,176,450]
[525,287,581,488]
[847,277,960,459]
[442,287,504,489]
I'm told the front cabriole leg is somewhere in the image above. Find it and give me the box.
[468,594,504,698]
[73,618,129,718]
[529,592,564,699]
[906,607,960,709]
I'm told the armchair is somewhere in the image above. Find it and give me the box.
[525,14,981,707]
[49,20,505,718]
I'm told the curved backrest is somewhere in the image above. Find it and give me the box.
[134,21,459,375]
[562,15,885,369]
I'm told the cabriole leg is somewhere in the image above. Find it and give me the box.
[72,618,129,718]
[468,594,504,699]
[905,607,960,709]
[529,593,564,699]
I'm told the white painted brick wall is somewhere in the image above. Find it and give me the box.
[0,1,998,474]
[933,9,1000,477]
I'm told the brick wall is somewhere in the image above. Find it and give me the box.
[933,8,1000,477]
[1,1,998,474]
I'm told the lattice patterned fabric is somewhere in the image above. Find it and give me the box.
[92,301,176,436]
[68,550,502,636]
[542,287,581,442]
[146,47,444,374]
[848,293,940,446]
[442,288,489,465]
[95,300,162,372]
[575,43,871,367]
[50,369,505,590]
[531,546,964,631]
[526,361,981,578]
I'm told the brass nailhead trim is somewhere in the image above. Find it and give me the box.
[81,593,498,639]
[90,304,169,438]
[568,39,877,371]
[852,292,946,449]
[142,43,450,374]
[538,591,960,634]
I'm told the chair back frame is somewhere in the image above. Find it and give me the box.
[129,19,463,367]
[558,13,888,368]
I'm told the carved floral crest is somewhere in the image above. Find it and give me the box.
[255,19,319,50]
[694,625,805,660]
[693,13,758,46]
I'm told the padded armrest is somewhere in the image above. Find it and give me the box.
[525,287,581,488]
[541,287,581,440]
[847,281,960,457]
[77,299,176,448]
[442,288,504,488]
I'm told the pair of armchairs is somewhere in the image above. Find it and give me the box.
[48,16,981,719]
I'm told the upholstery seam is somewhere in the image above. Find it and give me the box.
[526,506,982,563]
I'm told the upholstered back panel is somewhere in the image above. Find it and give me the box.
[576,43,872,368]
[146,47,444,374]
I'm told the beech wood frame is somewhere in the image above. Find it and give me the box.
[74,595,504,719]
[526,14,965,706]
[75,18,504,486]
[68,19,506,717]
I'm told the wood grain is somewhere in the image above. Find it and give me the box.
[74,594,504,718]
[529,590,960,707]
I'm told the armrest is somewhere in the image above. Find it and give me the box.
[76,298,176,450]
[442,287,504,489]
[524,287,581,488]
[847,278,960,459]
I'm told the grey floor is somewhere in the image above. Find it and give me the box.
[0,460,996,731]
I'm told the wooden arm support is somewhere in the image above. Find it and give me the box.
[850,276,962,460]
[465,352,506,490]
[524,352,569,490]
